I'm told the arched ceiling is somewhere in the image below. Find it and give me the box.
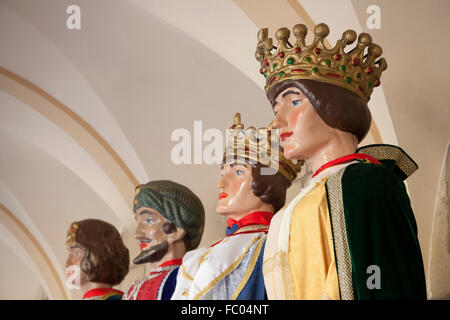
[0,0,448,299]
[0,235,42,300]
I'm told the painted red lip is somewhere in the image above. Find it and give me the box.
[139,239,151,250]
[280,131,293,142]
[219,192,228,200]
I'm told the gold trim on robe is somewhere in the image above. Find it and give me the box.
[326,167,354,300]
[263,162,357,299]
[172,231,267,300]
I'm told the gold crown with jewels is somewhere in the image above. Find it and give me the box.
[66,222,79,247]
[255,23,387,102]
[224,113,302,184]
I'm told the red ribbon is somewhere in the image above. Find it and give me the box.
[312,153,381,178]
[226,211,274,229]
[83,288,123,300]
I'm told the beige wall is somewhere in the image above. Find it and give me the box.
[0,0,448,299]
[351,0,450,297]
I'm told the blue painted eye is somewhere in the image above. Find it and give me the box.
[292,100,301,107]
[236,170,244,176]
[145,218,153,224]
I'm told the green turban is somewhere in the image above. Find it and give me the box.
[134,180,205,250]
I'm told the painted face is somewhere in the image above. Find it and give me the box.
[65,244,88,286]
[133,207,172,264]
[216,162,264,221]
[271,86,334,160]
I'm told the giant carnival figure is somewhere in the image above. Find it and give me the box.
[256,23,426,299]
[172,113,302,299]
[123,180,205,300]
[65,219,129,300]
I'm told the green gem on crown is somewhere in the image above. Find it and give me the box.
[312,67,319,74]
[356,72,361,78]
[345,76,352,83]
[287,57,294,65]
[273,63,277,70]
[340,65,346,71]
[368,81,372,88]
[305,57,311,63]
[279,71,285,77]
[322,60,330,67]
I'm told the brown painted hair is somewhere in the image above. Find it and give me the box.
[250,162,290,212]
[74,219,129,286]
[223,156,290,213]
[267,79,371,142]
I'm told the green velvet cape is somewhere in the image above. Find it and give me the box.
[325,144,427,300]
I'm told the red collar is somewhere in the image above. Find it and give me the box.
[149,259,182,275]
[159,258,183,268]
[83,287,123,299]
[312,153,381,178]
[226,211,274,229]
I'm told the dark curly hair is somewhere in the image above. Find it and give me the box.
[250,162,290,213]
[73,219,129,286]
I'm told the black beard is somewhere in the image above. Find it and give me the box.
[133,241,169,265]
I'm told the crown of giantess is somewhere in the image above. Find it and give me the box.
[255,23,387,102]
[224,113,302,184]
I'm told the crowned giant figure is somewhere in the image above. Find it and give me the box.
[172,113,302,299]
[256,23,426,299]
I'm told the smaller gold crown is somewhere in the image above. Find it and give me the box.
[225,113,302,184]
[255,23,387,102]
[66,222,79,247]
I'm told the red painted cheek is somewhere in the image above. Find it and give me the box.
[288,106,302,129]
